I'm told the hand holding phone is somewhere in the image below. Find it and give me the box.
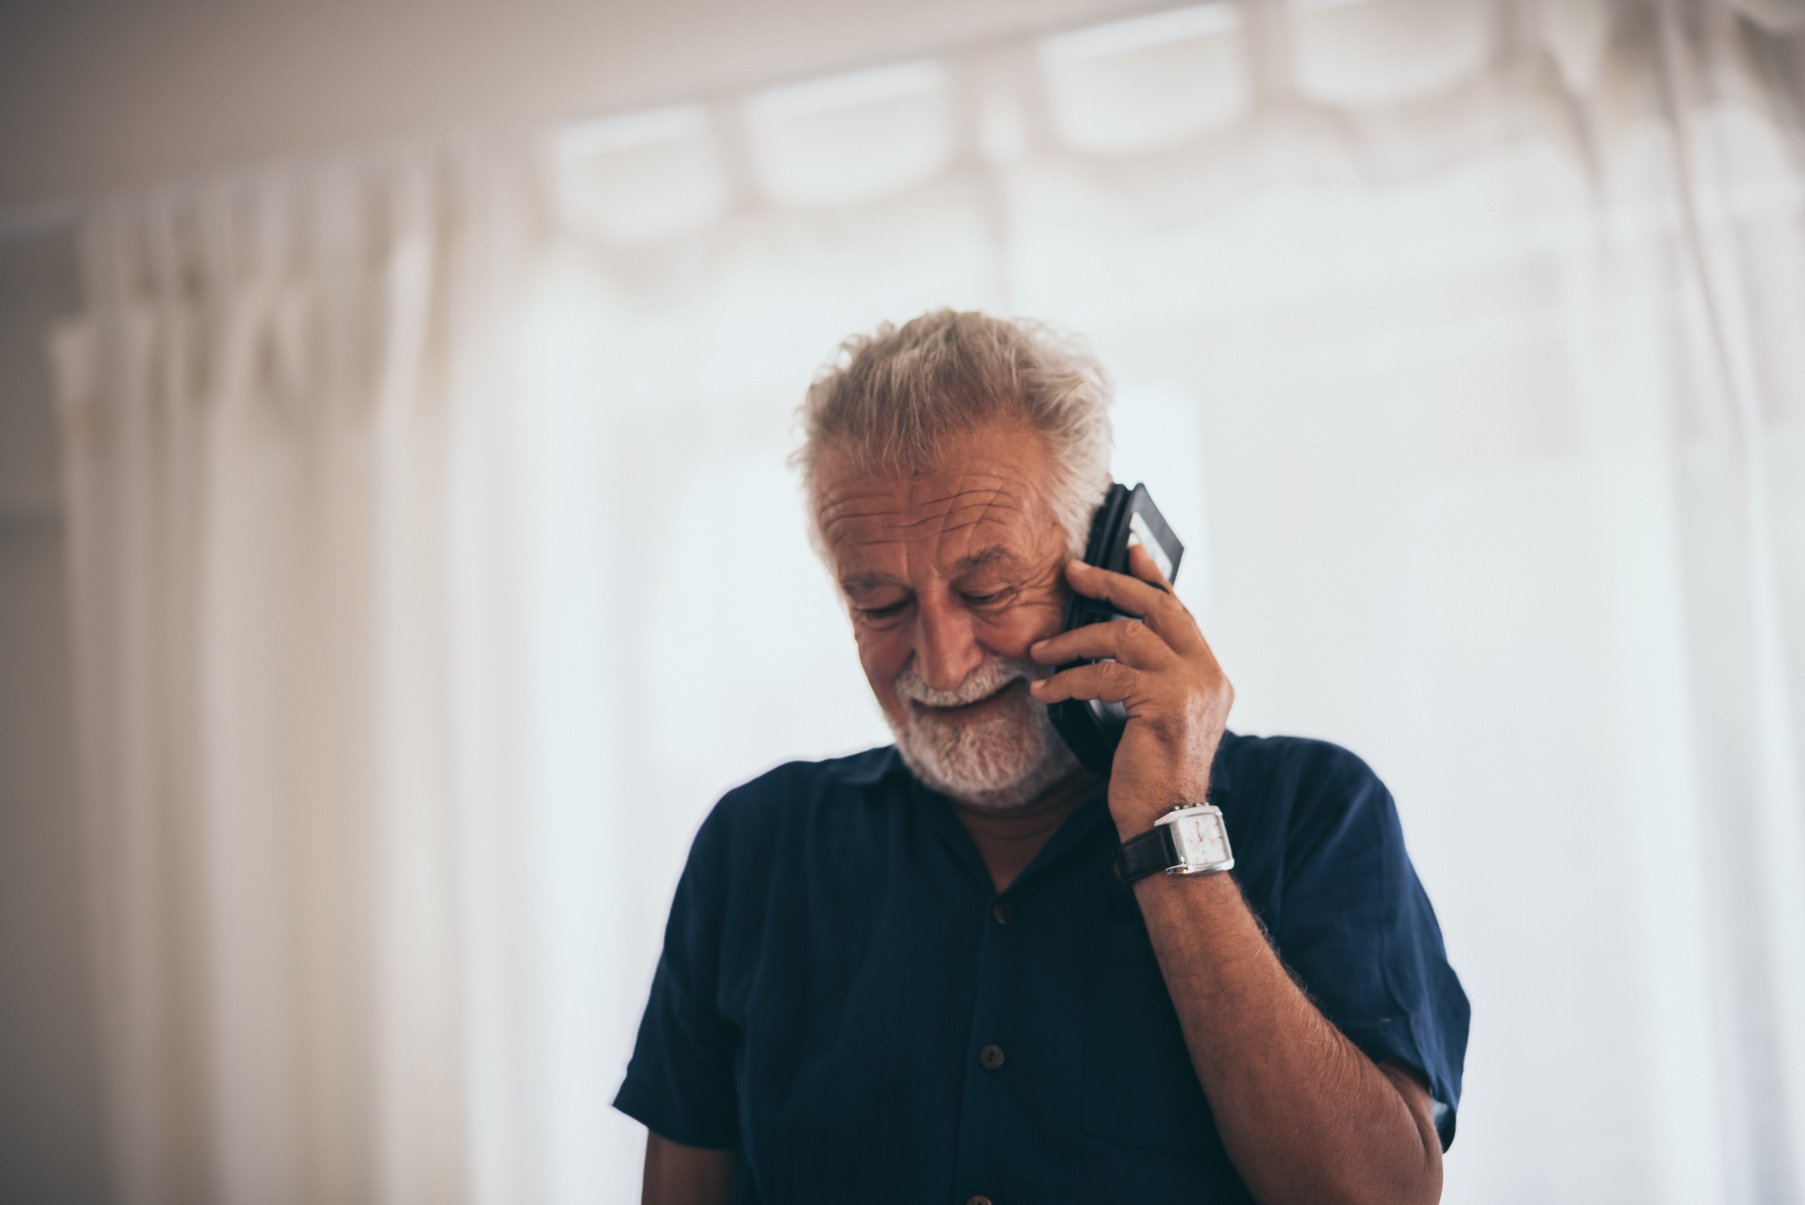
[1029,483,1233,832]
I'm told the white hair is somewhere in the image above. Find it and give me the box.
[793,309,1115,557]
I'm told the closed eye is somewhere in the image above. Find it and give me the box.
[858,601,909,620]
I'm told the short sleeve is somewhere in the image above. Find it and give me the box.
[1271,744,1471,1149]
[612,803,742,1149]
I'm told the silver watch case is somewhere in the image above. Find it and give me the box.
[1157,803,1235,875]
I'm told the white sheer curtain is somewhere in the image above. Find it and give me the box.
[51,1,1805,1202]
[48,147,590,1204]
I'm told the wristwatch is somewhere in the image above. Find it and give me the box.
[1113,803,1235,887]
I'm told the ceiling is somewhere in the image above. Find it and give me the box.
[0,0,1169,214]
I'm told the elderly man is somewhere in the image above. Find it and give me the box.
[615,310,1469,1204]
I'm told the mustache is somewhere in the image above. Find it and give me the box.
[894,656,1044,708]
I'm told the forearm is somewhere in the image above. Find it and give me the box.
[642,1133,733,1205]
[1131,870,1442,1205]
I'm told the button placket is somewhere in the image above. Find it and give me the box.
[953,880,1017,1194]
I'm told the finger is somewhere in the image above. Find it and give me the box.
[1029,659,1145,707]
[1064,558,1167,620]
[1123,543,1215,662]
[1126,540,1174,593]
[1029,617,1174,670]
[1065,559,1201,653]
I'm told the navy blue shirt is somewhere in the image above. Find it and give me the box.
[615,732,1469,1203]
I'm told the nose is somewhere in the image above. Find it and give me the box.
[912,595,985,693]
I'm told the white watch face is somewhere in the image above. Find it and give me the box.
[1167,808,1230,867]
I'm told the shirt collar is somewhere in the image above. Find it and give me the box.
[839,744,907,786]
[1208,731,1239,798]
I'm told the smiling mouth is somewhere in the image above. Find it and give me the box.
[914,678,1027,717]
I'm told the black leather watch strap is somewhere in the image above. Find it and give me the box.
[1113,824,1178,887]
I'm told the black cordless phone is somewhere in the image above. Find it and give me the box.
[1047,483,1185,775]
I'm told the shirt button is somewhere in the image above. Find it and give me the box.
[991,900,1017,925]
[978,1043,1005,1071]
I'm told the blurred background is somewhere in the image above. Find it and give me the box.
[2,1,1803,1202]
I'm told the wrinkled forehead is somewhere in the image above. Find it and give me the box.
[813,460,1061,585]
[818,472,1020,544]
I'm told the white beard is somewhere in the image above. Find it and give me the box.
[885,654,1081,811]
